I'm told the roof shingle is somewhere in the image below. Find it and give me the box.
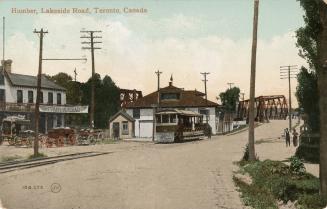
[126,84,218,108]
[2,70,66,91]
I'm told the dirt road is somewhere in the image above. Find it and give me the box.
[0,120,309,209]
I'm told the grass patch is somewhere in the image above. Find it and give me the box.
[234,159,326,209]
[28,152,47,159]
[1,155,22,162]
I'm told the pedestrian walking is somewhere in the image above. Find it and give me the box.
[285,128,290,147]
[292,129,298,147]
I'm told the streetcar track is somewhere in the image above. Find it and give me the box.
[0,152,112,174]
[0,151,95,166]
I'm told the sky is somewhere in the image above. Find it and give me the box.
[0,0,308,106]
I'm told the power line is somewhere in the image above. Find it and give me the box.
[280,65,298,132]
[81,30,102,128]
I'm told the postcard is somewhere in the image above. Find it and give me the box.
[0,0,326,209]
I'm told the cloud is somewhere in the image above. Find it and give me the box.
[4,14,306,106]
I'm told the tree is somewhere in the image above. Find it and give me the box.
[80,74,120,129]
[296,0,327,198]
[49,72,81,105]
[295,67,319,132]
[219,87,240,113]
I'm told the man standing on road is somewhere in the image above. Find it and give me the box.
[285,128,291,147]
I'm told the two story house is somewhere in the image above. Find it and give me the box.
[0,59,68,133]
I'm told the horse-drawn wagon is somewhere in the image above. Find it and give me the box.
[0,115,34,146]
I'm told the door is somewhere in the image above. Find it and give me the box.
[139,121,153,138]
[113,122,120,139]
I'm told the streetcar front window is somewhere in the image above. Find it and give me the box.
[170,114,177,123]
[162,115,169,123]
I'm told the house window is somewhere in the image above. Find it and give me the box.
[28,91,33,103]
[48,92,53,104]
[0,73,4,85]
[57,93,61,105]
[133,109,140,119]
[39,91,43,104]
[17,90,23,103]
[160,93,180,100]
[200,109,210,122]
[122,121,129,135]
[0,89,5,102]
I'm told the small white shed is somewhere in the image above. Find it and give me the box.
[109,110,135,139]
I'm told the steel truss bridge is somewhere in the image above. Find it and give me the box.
[119,89,143,108]
[237,95,288,122]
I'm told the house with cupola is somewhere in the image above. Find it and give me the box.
[125,77,219,138]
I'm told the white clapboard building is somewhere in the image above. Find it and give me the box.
[0,59,87,133]
[125,79,219,138]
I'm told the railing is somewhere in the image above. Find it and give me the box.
[0,102,69,112]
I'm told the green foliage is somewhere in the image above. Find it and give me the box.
[289,156,306,175]
[295,134,320,163]
[296,67,319,131]
[297,194,327,209]
[48,72,81,105]
[236,160,322,209]
[234,176,278,209]
[296,0,321,70]
[218,87,240,113]
[296,144,320,163]
[49,72,120,129]
[295,0,321,134]
[80,74,120,128]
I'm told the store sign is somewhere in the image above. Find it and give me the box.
[39,105,89,113]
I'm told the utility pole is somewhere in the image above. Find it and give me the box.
[74,68,77,82]
[155,70,162,107]
[200,72,210,103]
[227,82,234,90]
[280,65,297,132]
[33,28,48,157]
[248,0,259,161]
[81,30,102,128]
[2,17,5,62]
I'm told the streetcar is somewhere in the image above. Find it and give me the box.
[155,109,206,143]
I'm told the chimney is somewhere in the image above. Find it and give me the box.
[1,59,12,73]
